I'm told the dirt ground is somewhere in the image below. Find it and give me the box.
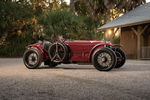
[0,58,150,100]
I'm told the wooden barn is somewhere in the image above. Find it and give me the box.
[98,2,150,59]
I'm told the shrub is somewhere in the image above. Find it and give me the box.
[38,9,102,41]
[0,1,34,57]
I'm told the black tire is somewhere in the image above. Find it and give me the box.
[112,48,126,68]
[92,47,117,71]
[48,62,57,68]
[44,59,57,68]
[48,42,69,63]
[23,48,42,69]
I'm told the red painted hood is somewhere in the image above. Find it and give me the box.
[64,40,112,45]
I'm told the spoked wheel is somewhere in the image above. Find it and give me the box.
[23,48,42,69]
[112,48,126,68]
[48,42,68,63]
[92,48,117,71]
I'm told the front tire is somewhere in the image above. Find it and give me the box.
[92,47,117,71]
[23,48,42,69]
[48,63,57,68]
[44,59,57,68]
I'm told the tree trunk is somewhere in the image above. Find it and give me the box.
[60,0,63,4]
[70,0,75,12]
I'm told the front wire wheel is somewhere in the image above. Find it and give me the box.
[23,48,42,69]
[92,48,117,71]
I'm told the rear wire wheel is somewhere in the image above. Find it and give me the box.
[23,48,42,69]
[92,48,117,71]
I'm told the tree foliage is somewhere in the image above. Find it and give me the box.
[70,0,146,19]
[38,9,102,41]
[0,0,35,56]
[0,1,33,32]
[0,1,34,44]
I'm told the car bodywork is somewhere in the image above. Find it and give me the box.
[26,40,119,63]
[65,40,118,63]
[23,39,126,71]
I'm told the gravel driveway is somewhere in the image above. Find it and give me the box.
[0,58,150,100]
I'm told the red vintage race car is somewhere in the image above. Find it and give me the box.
[23,38,126,71]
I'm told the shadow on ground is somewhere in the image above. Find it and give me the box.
[37,64,150,72]
[38,65,94,70]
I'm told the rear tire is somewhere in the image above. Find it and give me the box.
[112,48,126,68]
[92,47,117,71]
[23,48,42,69]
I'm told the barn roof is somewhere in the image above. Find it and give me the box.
[98,2,150,30]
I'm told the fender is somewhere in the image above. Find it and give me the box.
[88,43,112,62]
[25,43,45,61]
[112,44,121,47]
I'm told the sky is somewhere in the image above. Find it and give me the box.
[147,0,150,2]
[65,0,150,5]
[65,0,70,4]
